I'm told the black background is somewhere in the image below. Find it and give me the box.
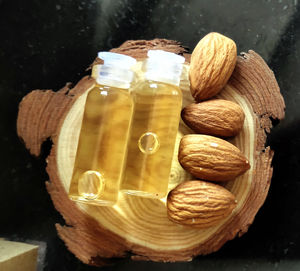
[0,0,300,270]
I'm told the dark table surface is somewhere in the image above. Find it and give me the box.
[0,0,300,270]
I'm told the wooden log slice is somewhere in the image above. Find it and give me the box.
[17,40,285,266]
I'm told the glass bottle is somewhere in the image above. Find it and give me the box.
[68,52,136,206]
[121,50,185,199]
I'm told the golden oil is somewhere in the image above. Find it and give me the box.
[121,81,182,198]
[121,50,184,198]
[68,52,136,206]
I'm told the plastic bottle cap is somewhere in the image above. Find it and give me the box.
[98,52,137,68]
[147,50,185,64]
[145,50,185,86]
[96,52,137,89]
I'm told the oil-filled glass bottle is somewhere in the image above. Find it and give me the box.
[121,50,185,199]
[68,52,136,206]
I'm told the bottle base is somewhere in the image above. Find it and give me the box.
[69,195,116,207]
[121,189,165,199]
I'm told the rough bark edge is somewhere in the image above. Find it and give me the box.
[17,83,72,156]
[16,77,95,157]
[90,38,187,68]
[16,42,285,265]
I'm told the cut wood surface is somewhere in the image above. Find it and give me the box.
[17,39,285,266]
[0,240,38,271]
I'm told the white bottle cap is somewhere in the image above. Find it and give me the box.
[144,50,185,86]
[96,52,137,89]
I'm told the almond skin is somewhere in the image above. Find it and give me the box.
[178,135,250,181]
[167,180,237,228]
[189,32,237,101]
[181,99,245,137]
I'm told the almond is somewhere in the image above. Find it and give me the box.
[178,134,250,181]
[181,99,245,137]
[189,32,237,101]
[167,180,237,228]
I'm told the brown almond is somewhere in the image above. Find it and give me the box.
[178,134,250,181]
[167,180,237,228]
[189,32,237,101]
[181,99,245,137]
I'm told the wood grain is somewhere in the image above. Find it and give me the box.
[17,40,285,266]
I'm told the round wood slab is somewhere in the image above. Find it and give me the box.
[17,40,285,266]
